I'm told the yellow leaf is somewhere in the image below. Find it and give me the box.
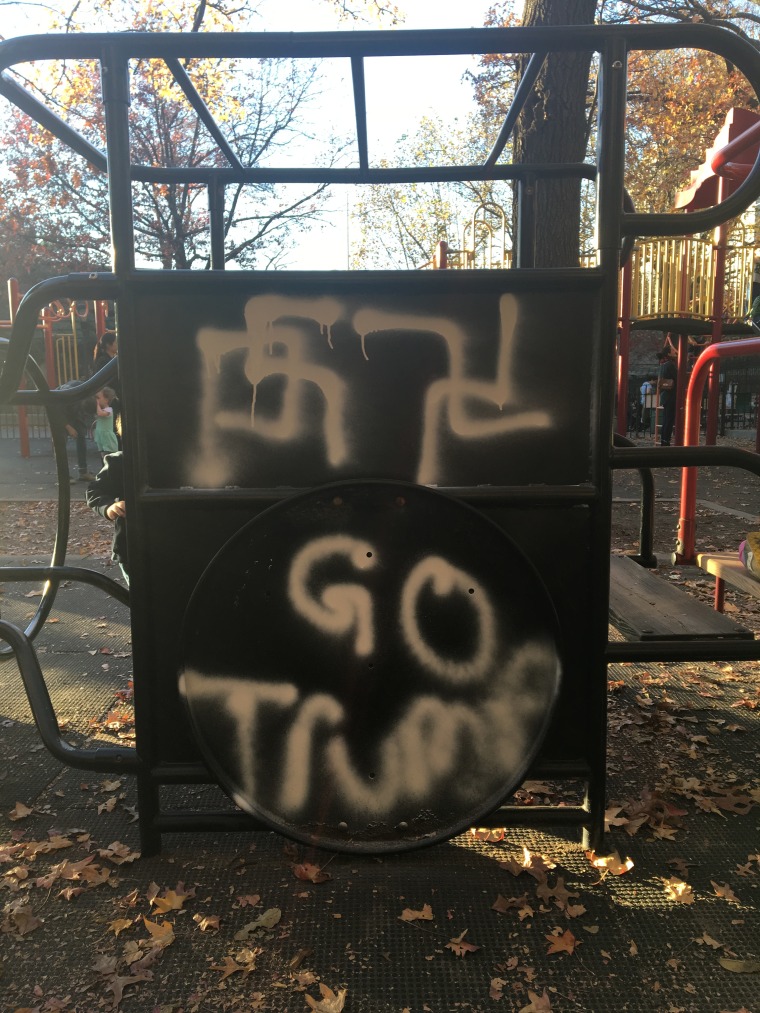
[98,840,140,864]
[142,917,175,948]
[660,877,694,904]
[234,908,281,940]
[586,850,634,876]
[152,888,191,913]
[57,886,85,900]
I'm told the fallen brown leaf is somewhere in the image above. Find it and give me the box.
[446,929,480,957]
[519,988,553,1011]
[293,862,331,884]
[8,802,33,821]
[400,903,433,922]
[305,983,348,1011]
[712,881,741,904]
[106,972,152,1007]
[719,957,760,974]
[545,928,580,955]
[586,850,634,877]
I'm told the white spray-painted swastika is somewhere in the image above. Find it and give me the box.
[190,292,553,487]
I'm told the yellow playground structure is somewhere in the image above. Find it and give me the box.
[435,204,757,327]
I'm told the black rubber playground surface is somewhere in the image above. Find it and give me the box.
[1,567,759,1013]
[1,438,760,1011]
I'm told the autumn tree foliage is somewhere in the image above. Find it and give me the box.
[0,0,339,288]
[609,0,760,39]
[468,0,760,261]
[625,47,758,213]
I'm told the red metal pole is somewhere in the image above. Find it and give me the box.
[710,117,760,178]
[676,336,760,563]
[674,333,689,446]
[706,213,728,445]
[616,257,633,437]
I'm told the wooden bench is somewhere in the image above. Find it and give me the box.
[609,554,752,641]
[696,552,760,613]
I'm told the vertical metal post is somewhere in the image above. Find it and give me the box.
[706,195,729,445]
[208,177,226,270]
[674,333,689,446]
[95,300,107,341]
[100,48,134,275]
[514,174,536,269]
[676,336,760,563]
[616,257,633,436]
[41,307,56,388]
[588,36,629,850]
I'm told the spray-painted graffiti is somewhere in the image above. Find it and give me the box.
[191,292,552,488]
[400,556,496,684]
[288,535,378,657]
[181,522,560,833]
[182,639,555,822]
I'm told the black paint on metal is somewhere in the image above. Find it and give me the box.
[484,50,547,170]
[180,480,562,853]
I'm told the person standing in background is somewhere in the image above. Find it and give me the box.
[657,344,678,446]
[93,387,119,460]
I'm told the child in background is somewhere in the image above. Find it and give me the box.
[94,387,119,459]
[86,451,128,585]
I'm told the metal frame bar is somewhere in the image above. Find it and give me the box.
[164,56,245,171]
[1,23,759,226]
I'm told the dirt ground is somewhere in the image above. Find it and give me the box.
[0,500,113,562]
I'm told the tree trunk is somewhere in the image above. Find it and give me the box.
[514,0,596,267]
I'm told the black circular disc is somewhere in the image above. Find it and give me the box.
[180,481,561,853]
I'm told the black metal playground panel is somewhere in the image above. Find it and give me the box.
[3,26,760,856]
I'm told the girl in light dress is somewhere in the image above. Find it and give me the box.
[93,386,119,459]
